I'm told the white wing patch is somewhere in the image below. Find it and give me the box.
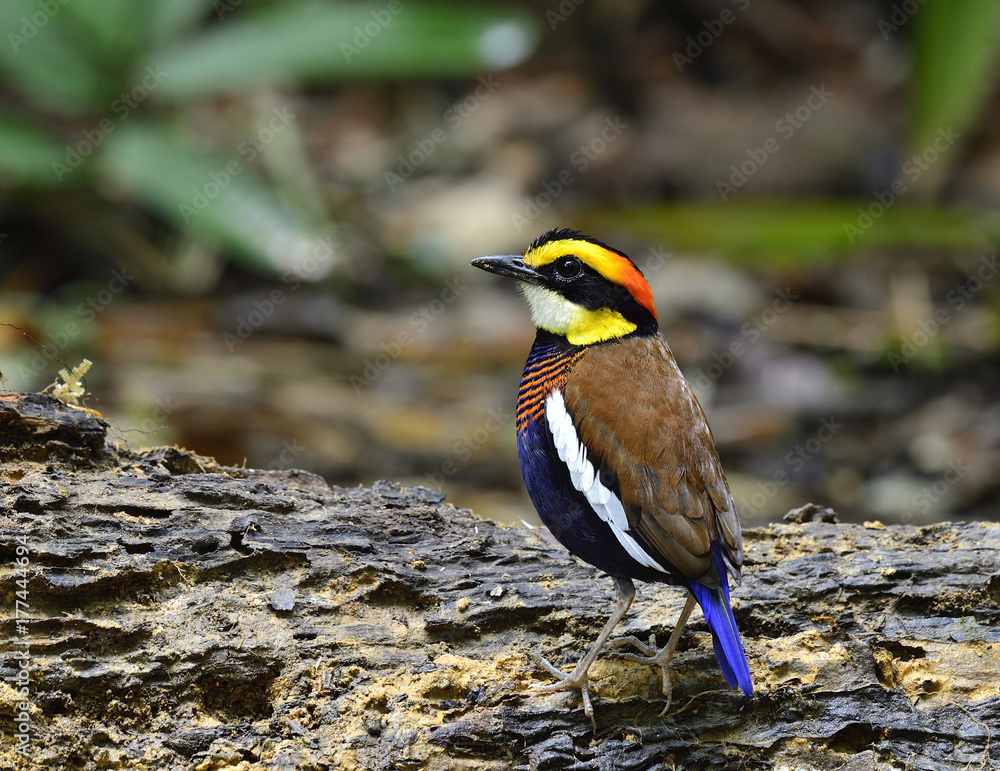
[546,390,667,573]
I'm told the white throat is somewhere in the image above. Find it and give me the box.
[519,283,583,335]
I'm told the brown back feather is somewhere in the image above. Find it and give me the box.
[563,335,743,587]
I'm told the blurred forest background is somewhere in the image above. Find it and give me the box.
[2,0,1000,529]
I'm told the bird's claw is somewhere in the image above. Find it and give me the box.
[657,689,673,717]
[533,654,574,681]
[611,632,660,660]
[611,633,675,714]
[531,655,596,723]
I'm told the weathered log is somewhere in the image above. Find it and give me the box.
[1,393,998,770]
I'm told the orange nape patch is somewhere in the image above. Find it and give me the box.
[524,238,658,320]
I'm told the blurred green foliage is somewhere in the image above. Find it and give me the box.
[911,0,1000,195]
[0,0,538,287]
[582,200,993,266]
[611,1,1000,266]
[0,0,997,289]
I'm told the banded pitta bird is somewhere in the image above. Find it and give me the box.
[471,228,752,718]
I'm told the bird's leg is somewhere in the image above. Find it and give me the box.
[534,577,635,721]
[611,592,696,715]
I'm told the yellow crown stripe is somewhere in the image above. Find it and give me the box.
[524,238,616,271]
[525,238,657,320]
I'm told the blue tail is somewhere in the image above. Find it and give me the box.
[688,570,753,695]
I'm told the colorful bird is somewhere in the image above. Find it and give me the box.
[471,228,753,718]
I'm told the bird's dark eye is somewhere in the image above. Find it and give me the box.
[555,256,582,279]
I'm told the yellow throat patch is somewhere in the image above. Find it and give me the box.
[519,284,637,345]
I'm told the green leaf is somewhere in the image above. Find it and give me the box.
[910,1,1000,191]
[147,2,540,98]
[0,114,67,187]
[580,200,993,266]
[63,0,150,63]
[0,0,109,112]
[148,0,217,45]
[100,123,335,276]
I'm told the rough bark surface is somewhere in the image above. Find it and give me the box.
[1,392,999,771]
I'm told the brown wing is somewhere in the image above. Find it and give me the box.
[563,334,743,587]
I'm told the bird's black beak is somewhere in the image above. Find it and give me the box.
[471,254,543,285]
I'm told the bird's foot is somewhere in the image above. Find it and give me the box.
[532,655,596,725]
[611,633,675,715]
[611,632,661,659]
